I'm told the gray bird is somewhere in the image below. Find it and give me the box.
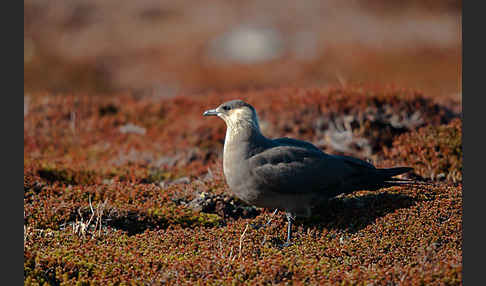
[203,99,412,246]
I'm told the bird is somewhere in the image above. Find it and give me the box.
[203,99,413,246]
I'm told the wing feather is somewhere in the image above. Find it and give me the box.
[249,145,352,194]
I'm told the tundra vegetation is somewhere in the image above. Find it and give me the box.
[24,87,462,285]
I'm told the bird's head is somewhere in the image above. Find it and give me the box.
[203,100,260,132]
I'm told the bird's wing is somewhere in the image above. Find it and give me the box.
[248,145,355,194]
[330,154,376,169]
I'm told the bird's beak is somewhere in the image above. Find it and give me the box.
[203,109,219,116]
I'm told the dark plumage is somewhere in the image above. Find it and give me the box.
[203,99,413,245]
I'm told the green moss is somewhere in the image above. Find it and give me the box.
[37,165,97,185]
[141,169,176,184]
[195,212,223,227]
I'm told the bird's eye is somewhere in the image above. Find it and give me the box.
[222,105,231,111]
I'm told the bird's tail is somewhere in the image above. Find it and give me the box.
[334,166,428,196]
[376,167,413,178]
[375,167,430,187]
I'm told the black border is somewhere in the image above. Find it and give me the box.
[463,1,480,285]
[8,0,24,283]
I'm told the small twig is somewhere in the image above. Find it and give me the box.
[73,195,96,238]
[206,167,213,180]
[237,223,249,261]
[73,217,78,234]
[218,239,224,260]
[86,195,95,228]
[335,72,348,88]
[228,247,233,262]
[77,207,83,219]
[96,198,108,236]
[24,225,27,247]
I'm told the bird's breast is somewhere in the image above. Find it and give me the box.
[222,146,260,204]
[222,148,247,188]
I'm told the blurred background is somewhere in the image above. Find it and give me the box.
[24,0,461,100]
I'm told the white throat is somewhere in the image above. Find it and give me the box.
[221,108,260,155]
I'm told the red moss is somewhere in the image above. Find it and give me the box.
[24,87,462,285]
[383,118,462,182]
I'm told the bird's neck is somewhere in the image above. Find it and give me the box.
[225,116,260,140]
[224,122,266,157]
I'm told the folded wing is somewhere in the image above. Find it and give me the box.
[249,143,356,195]
[249,137,409,196]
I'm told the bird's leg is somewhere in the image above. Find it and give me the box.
[283,212,296,247]
[253,208,278,230]
[260,209,279,245]
[265,209,279,226]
